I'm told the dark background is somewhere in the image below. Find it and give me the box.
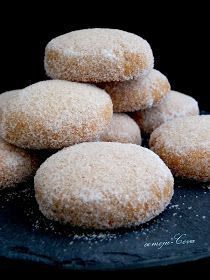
[0,21,209,110]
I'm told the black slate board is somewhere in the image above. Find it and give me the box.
[1,111,210,271]
[0,178,210,271]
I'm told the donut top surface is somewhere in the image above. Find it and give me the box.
[132,90,199,134]
[100,69,170,112]
[1,80,112,128]
[35,142,173,204]
[150,115,210,153]
[100,113,141,144]
[150,90,199,118]
[45,28,154,82]
[0,90,19,108]
[104,69,169,99]
[47,28,151,57]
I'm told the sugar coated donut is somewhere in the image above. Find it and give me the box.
[0,80,113,150]
[35,142,174,229]
[44,28,154,83]
[149,115,210,182]
[132,90,199,134]
[99,69,170,112]
[0,138,39,189]
[99,113,141,145]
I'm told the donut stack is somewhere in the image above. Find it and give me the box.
[44,28,199,135]
[44,29,171,117]
[0,28,207,230]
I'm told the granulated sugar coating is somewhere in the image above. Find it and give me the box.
[0,138,39,189]
[99,69,170,112]
[34,142,174,229]
[0,89,20,109]
[132,90,199,134]
[44,28,154,83]
[150,115,210,182]
[98,113,141,145]
[0,90,20,126]
[0,80,113,150]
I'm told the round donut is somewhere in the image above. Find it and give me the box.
[0,138,39,189]
[44,28,154,83]
[0,80,113,150]
[99,69,170,112]
[99,113,141,145]
[149,115,210,182]
[132,90,199,134]
[34,142,174,229]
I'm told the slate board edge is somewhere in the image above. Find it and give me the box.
[0,250,210,271]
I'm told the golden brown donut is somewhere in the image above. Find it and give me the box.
[0,138,39,189]
[0,80,113,150]
[34,142,174,229]
[132,90,199,134]
[149,115,210,182]
[99,113,141,145]
[45,28,154,83]
[99,69,170,112]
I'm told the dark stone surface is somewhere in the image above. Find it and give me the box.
[0,178,209,271]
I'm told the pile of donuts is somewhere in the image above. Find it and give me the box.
[0,29,208,230]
